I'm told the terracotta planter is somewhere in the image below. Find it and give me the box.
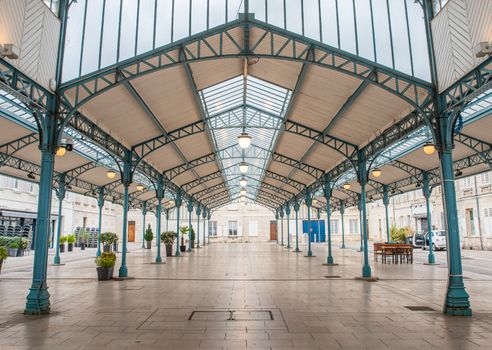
[96,266,114,281]
[165,245,173,257]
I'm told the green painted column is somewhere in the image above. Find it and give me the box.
[25,140,55,314]
[305,190,314,257]
[285,205,291,249]
[275,210,279,244]
[339,200,346,249]
[293,201,301,252]
[358,195,363,252]
[175,189,182,256]
[196,205,201,248]
[324,175,334,265]
[422,172,435,264]
[187,199,193,252]
[383,186,390,243]
[141,201,147,249]
[165,208,169,231]
[439,133,471,315]
[279,207,284,246]
[53,174,66,265]
[202,208,207,246]
[316,208,321,243]
[358,154,371,278]
[96,187,104,257]
[207,212,211,244]
[118,153,133,278]
[155,177,164,264]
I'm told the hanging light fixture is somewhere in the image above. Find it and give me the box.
[238,132,252,149]
[239,162,249,174]
[240,188,247,196]
[136,184,145,191]
[240,177,247,187]
[313,199,318,205]
[343,183,351,190]
[371,168,382,178]
[240,196,246,202]
[106,170,116,179]
[423,142,435,155]
[455,169,463,177]
[27,172,36,180]
[55,146,66,157]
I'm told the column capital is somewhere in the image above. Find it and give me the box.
[284,204,291,216]
[339,200,345,215]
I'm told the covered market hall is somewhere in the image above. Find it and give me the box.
[0,0,491,348]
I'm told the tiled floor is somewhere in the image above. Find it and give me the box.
[1,242,492,349]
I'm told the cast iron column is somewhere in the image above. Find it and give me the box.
[324,175,334,265]
[339,200,346,249]
[358,153,371,278]
[293,201,301,252]
[53,174,66,265]
[155,176,164,264]
[175,189,182,256]
[196,205,201,248]
[279,207,284,246]
[423,172,435,264]
[305,190,314,257]
[141,201,147,249]
[96,187,104,257]
[187,198,193,252]
[383,185,390,242]
[285,204,291,249]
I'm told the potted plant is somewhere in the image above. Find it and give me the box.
[59,235,67,253]
[19,238,29,256]
[8,241,19,257]
[179,226,189,252]
[79,230,90,250]
[144,224,153,249]
[0,246,7,275]
[95,252,116,281]
[101,232,117,252]
[189,227,195,248]
[161,231,176,257]
[67,234,76,252]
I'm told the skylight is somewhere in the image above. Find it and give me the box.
[200,75,291,202]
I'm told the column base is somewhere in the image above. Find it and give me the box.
[25,284,50,315]
[355,276,379,282]
[118,265,128,278]
[53,256,61,265]
[340,245,346,249]
[155,256,162,264]
[427,254,436,265]
[362,265,372,278]
[445,276,472,316]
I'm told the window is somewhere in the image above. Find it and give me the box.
[349,219,358,234]
[433,0,449,15]
[484,208,492,237]
[330,220,339,234]
[248,221,258,237]
[208,221,217,236]
[228,221,238,236]
[481,173,490,185]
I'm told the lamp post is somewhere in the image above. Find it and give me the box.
[53,174,66,265]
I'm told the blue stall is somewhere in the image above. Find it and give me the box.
[302,220,326,243]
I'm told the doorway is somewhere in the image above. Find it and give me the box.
[269,221,277,241]
[465,208,475,236]
[128,221,136,242]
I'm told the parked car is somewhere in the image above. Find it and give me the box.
[422,230,447,251]
[412,232,425,248]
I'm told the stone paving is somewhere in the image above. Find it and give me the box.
[0,242,492,349]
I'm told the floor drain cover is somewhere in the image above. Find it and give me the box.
[405,306,435,311]
[324,275,341,278]
[189,310,273,321]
